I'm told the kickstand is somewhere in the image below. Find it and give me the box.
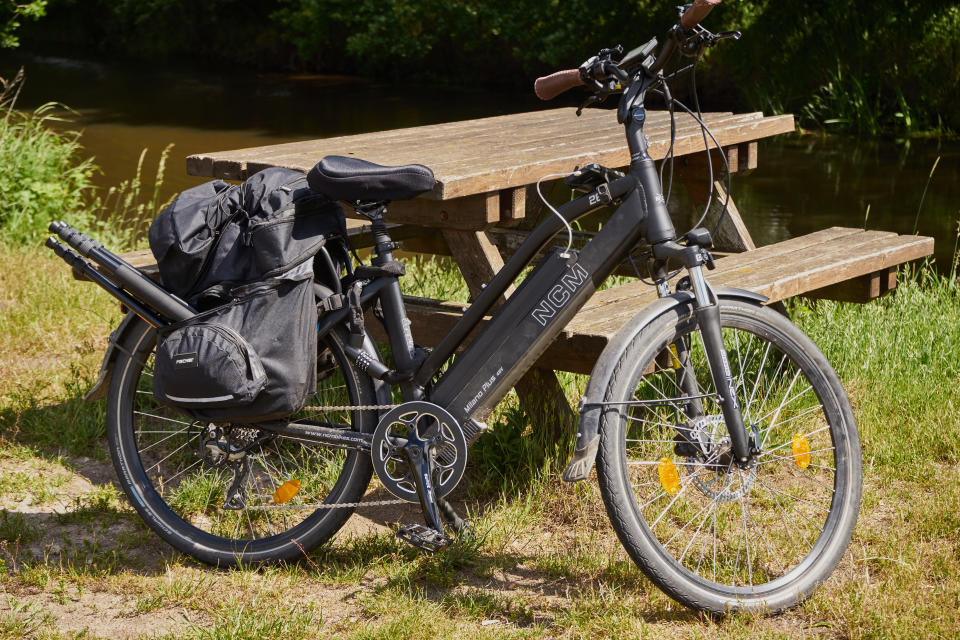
[438,498,471,535]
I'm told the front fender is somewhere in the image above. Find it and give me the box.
[561,286,768,482]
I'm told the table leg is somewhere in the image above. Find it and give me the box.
[441,229,577,444]
[677,151,756,252]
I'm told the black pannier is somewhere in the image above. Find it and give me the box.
[148,167,346,304]
[148,167,346,422]
[152,263,317,423]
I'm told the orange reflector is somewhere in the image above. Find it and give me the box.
[273,479,301,504]
[658,458,680,494]
[792,434,811,469]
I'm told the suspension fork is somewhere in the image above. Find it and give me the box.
[651,242,753,466]
[687,265,753,465]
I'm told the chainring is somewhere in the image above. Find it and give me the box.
[371,401,467,502]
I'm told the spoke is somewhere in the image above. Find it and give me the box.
[759,369,803,449]
[745,496,786,575]
[136,425,193,454]
[738,470,753,587]
[745,340,773,418]
[762,403,824,432]
[161,457,203,488]
[754,353,788,423]
[757,445,836,465]
[756,478,816,555]
[134,411,195,428]
[759,425,831,456]
[757,478,831,515]
[145,436,198,474]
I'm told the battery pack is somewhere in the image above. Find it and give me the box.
[430,248,595,423]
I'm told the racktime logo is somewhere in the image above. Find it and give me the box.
[530,263,590,327]
[174,353,198,369]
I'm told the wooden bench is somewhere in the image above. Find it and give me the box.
[383,227,933,375]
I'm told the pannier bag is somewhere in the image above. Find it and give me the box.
[147,167,345,422]
[148,167,347,303]
[152,263,317,423]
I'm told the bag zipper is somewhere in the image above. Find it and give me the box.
[186,206,247,296]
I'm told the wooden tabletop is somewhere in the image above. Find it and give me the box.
[187,108,794,201]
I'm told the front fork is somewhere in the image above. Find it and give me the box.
[652,249,754,466]
[687,266,754,465]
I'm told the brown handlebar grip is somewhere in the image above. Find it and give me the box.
[534,69,584,100]
[681,0,722,29]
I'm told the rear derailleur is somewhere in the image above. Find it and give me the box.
[200,425,274,510]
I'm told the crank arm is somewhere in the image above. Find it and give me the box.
[404,443,450,544]
[260,421,372,453]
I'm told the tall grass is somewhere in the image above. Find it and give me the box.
[0,70,172,251]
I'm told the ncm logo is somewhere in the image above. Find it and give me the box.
[530,263,590,327]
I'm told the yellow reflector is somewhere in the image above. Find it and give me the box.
[668,344,683,369]
[273,479,302,504]
[658,458,680,494]
[792,434,811,469]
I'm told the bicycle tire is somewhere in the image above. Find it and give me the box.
[595,298,861,614]
[106,318,376,566]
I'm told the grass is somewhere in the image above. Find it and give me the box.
[0,100,957,634]
[1,242,959,638]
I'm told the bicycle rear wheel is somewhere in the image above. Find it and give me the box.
[595,299,861,614]
[106,319,376,565]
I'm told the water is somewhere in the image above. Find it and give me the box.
[5,54,958,269]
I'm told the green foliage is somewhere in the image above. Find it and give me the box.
[0,70,172,249]
[0,102,97,246]
[19,1,960,133]
[0,0,45,48]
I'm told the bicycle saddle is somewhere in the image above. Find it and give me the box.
[307,155,436,202]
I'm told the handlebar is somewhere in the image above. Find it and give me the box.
[681,0,722,30]
[533,0,725,101]
[534,69,584,101]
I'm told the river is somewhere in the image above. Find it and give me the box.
[5,54,958,269]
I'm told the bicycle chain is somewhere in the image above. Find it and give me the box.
[247,498,407,511]
[299,404,398,412]
[253,403,407,510]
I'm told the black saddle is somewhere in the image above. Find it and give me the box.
[307,155,435,202]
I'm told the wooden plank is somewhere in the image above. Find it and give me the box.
[804,268,898,303]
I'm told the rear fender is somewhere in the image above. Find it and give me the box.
[84,311,145,402]
[562,286,768,482]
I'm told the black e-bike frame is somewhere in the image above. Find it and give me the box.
[45,36,756,516]
[314,67,753,471]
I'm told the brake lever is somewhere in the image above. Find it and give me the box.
[576,95,600,117]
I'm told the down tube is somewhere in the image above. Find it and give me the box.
[429,186,648,425]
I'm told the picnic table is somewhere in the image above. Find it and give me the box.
[171,107,934,438]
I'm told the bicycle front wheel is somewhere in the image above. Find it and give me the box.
[106,319,376,566]
[595,298,861,614]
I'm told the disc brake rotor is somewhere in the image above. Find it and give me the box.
[371,401,467,502]
[684,414,756,502]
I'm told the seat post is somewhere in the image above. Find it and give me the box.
[355,201,397,264]
[352,200,421,394]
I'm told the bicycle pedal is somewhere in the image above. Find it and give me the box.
[396,523,451,553]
